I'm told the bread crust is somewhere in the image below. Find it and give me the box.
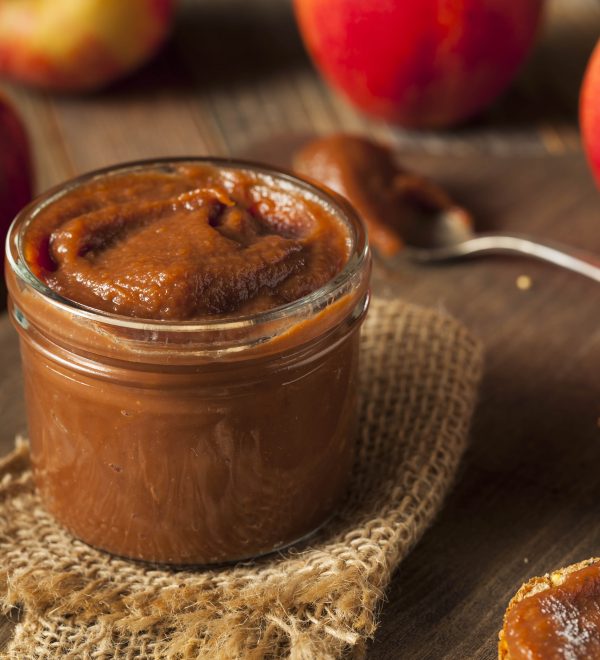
[498,557,600,660]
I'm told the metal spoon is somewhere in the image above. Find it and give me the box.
[400,207,600,283]
[243,133,600,283]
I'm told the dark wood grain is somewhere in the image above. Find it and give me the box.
[370,152,600,660]
[0,0,599,657]
[0,312,25,442]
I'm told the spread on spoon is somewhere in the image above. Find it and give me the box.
[293,134,472,256]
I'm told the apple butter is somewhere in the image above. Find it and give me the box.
[293,134,472,257]
[5,158,371,565]
[504,561,600,659]
[23,163,351,320]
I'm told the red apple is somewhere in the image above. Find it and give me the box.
[294,0,545,128]
[581,39,600,188]
[0,0,176,92]
[0,95,32,250]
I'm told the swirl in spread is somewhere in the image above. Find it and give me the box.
[24,164,350,320]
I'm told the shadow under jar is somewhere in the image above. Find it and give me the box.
[4,158,371,565]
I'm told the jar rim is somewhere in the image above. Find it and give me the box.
[5,156,369,334]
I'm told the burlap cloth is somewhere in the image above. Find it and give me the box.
[0,298,482,659]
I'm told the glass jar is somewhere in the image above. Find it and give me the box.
[4,158,371,565]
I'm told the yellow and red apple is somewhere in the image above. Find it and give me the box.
[0,0,176,91]
[581,39,600,188]
[0,95,31,249]
[294,0,545,128]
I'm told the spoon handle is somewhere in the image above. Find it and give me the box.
[408,233,600,283]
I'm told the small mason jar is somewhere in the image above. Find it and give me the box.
[4,158,371,566]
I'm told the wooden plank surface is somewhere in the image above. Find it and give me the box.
[1,0,599,657]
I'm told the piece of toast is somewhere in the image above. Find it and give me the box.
[498,557,600,659]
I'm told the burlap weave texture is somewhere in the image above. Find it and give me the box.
[0,298,482,659]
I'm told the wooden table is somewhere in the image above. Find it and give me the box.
[1,1,599,657]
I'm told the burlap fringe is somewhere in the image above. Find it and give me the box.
[0,298,482,659]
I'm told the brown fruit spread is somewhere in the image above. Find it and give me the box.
[504,561,600,659]
[24,164,350,320]
[293,134,472,257]
[7,160,370,565]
